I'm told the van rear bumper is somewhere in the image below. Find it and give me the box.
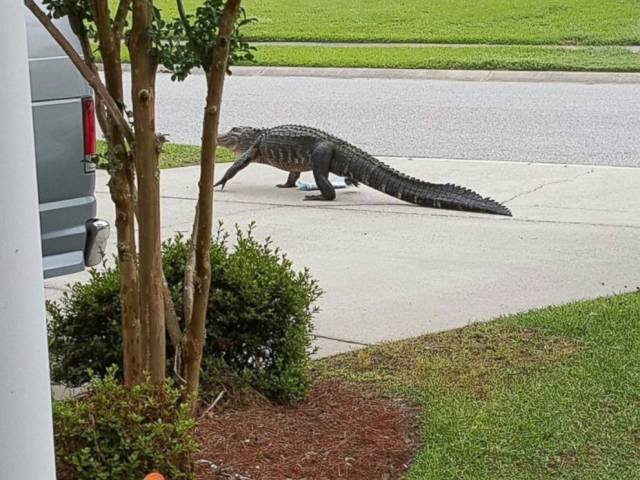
[43,251,84,278]
[42,218,110,278]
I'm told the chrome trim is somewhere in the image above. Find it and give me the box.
[84,218,110,266]
[82,154,97,173]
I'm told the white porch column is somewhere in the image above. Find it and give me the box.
[0,1,57,479]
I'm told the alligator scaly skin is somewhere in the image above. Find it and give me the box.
[216,124,512,216]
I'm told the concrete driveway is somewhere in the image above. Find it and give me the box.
[46,157,640,356]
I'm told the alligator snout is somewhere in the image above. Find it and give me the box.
[217,131,236,149]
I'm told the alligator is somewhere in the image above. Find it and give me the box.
[215,124,512,216]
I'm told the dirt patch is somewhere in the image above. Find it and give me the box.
[194,379,418,480]
[319,325,582,398]
[411,326,582,397]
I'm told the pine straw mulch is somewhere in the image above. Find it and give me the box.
[194,379,420,480]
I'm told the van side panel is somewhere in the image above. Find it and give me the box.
[26,7,99,278]
[29,56,91,102]
[33,99,97,277]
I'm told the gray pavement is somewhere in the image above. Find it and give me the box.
[139,69,640,167]
[45,159,640,357]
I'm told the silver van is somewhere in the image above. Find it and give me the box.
[26,6,109,278]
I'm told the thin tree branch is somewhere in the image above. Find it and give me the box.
[164,275,183,348]
[114,0,132,38]
[182,204,198,329]
[176,0,206,61]
[69,14,95,65]
[87,4,124,148]
[176,0,191,35]
[93,1,114,60]
[183,0,242,405]
[24,0,134,144]
[70,18,112,137]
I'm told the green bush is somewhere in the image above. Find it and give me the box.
[53,369,197,480]
[48,224,321,402]
[47,268,122,386]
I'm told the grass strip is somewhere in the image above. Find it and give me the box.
[247,45,640,72]
[97,140,234,169]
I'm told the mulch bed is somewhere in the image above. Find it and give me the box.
[194,379,419,480]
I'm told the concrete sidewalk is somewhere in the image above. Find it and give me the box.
[45,158,640,356]
[147,62,640,85]
[227,66,640,84]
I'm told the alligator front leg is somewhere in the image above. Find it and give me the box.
[304,142,336,201]
[277,171,300,188]
[214,144,258,191]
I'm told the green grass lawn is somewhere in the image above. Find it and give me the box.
[318,292,640,478]
[96,140,234,169]
[100,0,640,71]
[154,0,640,45]
[250,45,640,72]
[104,1,640,71]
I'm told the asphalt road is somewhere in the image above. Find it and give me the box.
[125,70,640,167]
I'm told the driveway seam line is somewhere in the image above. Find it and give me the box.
[154,194,640,230]
[314,334,371,346]
[501,169,595,203]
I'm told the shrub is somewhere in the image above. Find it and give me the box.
[48,223,322,402]
[53,369,197,480]
[47,268,122,387]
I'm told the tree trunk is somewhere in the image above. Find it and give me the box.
[129,0,165,384]
[183,0,242,404]
[110,167,142,385]
[91,0,143,387]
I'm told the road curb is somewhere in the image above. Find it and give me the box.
[109,63,640,84]
[228,66,640,84]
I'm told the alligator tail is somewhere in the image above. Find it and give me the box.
[342,155,511,216]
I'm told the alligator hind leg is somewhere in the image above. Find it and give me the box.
[277,171,300,188]
[304,142,336,201]
[345,177,359,187]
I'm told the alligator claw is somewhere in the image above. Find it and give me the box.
[304,194,331,201]
[214,180,226,191]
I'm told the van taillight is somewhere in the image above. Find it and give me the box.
[82,96,96,158]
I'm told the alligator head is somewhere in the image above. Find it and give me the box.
[217,126,263,155]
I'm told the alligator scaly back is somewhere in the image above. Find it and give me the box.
[276,125,512,216]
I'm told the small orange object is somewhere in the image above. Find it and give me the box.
[144,473,165,480]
